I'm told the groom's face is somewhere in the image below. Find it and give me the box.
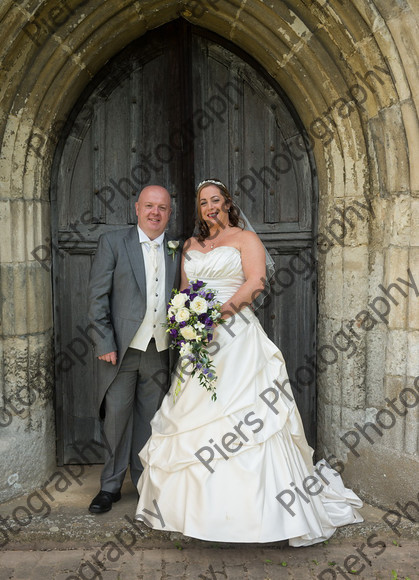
[135,186,172,240]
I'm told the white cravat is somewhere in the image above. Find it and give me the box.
[129,232,169,352]
[148,240,159,272]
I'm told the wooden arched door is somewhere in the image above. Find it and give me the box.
[52,20,317,464]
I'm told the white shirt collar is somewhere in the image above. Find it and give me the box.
[137,226,165,247]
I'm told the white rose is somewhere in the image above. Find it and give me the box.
[167,240,180,262]
[190,296,208,314]
[180,326,197,340]
[167,306,176,318]
[171,293,188,308]
[175,307,190,323]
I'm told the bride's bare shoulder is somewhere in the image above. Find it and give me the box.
[236,229,262,248]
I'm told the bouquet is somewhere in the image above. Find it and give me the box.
[166,280,223,401]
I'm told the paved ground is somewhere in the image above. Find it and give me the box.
[0,540,418,580]
[1,466,418,579]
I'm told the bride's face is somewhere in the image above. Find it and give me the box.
[199,185,230,229]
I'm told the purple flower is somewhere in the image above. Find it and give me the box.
[207,333,213,342]
[169,328,178,337]
[170,316,176,323]
[192,280,204,291]
[205,317,212,326]
[179,321,187,328]
[189,293,198,301]
[206,292,214,300]
[198,313,207,322]
[196,362,202,369]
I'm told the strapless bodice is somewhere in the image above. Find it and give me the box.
[184,246,245,304]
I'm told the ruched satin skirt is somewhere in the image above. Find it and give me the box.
[135,306,363,545]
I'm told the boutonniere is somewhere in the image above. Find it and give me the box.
[167,240,180,260]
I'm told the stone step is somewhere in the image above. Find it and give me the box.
[1,465,418,551]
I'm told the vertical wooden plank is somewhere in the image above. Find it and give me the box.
[67,136,93,226]
[287,133,314,231]
[241,78,267,222]
[129,67,142,224]
[92,104,107,223]
[175,19,195,239]
[264,105,281,224]
[104,77,131,225]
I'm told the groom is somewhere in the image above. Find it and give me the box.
[87,185,181,513]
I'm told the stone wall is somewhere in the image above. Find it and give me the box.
[0,0,417,510]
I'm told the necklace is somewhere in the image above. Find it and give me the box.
[209,239,220,249]
[208,226,227,250]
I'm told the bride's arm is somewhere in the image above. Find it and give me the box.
[220,231,267,319]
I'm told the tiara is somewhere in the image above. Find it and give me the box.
[197,179,226,190]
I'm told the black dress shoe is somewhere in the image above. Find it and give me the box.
[88,490,121,514]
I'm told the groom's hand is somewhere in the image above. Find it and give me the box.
[98,351,117,365]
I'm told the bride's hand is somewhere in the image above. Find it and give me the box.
[219,303,234,320]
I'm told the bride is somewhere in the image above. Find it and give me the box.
[135,179,363,546]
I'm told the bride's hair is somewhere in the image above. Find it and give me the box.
[195,179,244,241]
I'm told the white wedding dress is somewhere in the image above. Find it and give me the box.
[135,246,363,545]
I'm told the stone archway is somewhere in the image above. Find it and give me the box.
[0,0,417,509]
